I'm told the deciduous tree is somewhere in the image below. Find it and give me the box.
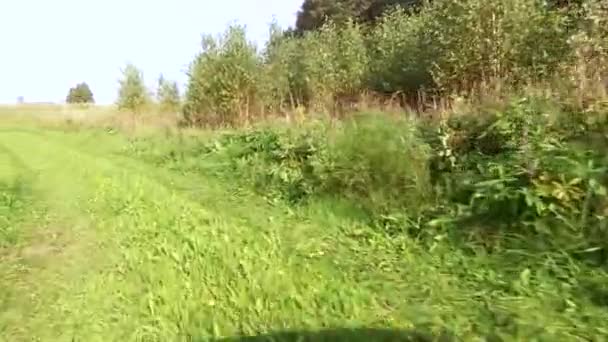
[117,63,148,113]
[66,82,94,104]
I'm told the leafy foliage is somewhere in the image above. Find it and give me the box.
[367,8,433,95]
[111,82,608,340]
[421,0,570,93]
[183,25,261,126]
[317,116,431,212]
[294,0,582,33]
[195,116,430,213]
[177,0,608,126]
[295,0,424,32]
[156,74,181,113]
[175,0,608,261]
[116,63,149,113]
[66,82,94,104]
[186,96,608,266]
[563,0,608,108]
[299,20,369,111]
[4,1,608,340]
[423,97,608,259]
[7,125,608,340]
[181,0,607,123]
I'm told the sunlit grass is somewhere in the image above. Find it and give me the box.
[0,115,607,341]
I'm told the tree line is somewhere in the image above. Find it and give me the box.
[64,67,181,114]
[178,0,606,125]
[68,0,605,124]
[293,0,585,32]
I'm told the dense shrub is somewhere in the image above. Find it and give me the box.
[299,20,369,112]
[259,24,291,114]
[418,0,570,93]
[562,0,608,108]
[423,97,608,261]
[183,25,262,126]
[317,116,431,212]
[174,0,608,259]
[169,0,608,265]
[187,95,607,264]
[367,8,434,97]
[205,116,431,213]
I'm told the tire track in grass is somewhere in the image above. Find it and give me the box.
[0,129,456,341]
[0,131,117,341]
[0,139,53,340]
[32,131,377,339]
[0,138,41,251]
[3,123,608,340]
[48,128,608,341]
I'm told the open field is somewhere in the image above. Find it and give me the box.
[1,105,607,341]
[1,1,607,340]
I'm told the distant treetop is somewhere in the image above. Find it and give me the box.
[294,0,579,33]
[295,0,423,32]
[66,82,95,104]
[116,63,149,113]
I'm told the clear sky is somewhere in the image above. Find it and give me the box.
[0,0,302,104]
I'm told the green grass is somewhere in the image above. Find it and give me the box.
[0,118,607,341]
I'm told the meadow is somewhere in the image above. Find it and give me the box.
[2,0,608,341]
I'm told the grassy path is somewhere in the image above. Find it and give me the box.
[1,126,607,341]
[0,128,439,341]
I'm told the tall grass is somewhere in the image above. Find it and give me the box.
[154,94,608,266]
[149,0,608,261]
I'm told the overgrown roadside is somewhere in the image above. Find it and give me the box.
[0,128,445,341]
[1,123,607,341]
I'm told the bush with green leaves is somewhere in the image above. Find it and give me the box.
[402,0,570,94]
[259,22,299,114]
[201,116,432,216]
[289,0,581,103]
[424,97,608,261]
[299,20,369,111]
[183,25,262,126]
[317,116,432,212]
[117,63,149,113]
[367,8,433,95]
[156,74,181,113]
[66,82,95,104]
[182,19,372,123]
[563,0,608,108]
[208,126,325,202]
[189,94,608,264]
[259,21,321,115]
[366,0,570,96]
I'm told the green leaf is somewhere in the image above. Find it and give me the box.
[520,268,531,287]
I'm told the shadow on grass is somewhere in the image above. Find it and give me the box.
[213,328,453,342]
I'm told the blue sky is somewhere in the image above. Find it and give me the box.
[0,0,302,104]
